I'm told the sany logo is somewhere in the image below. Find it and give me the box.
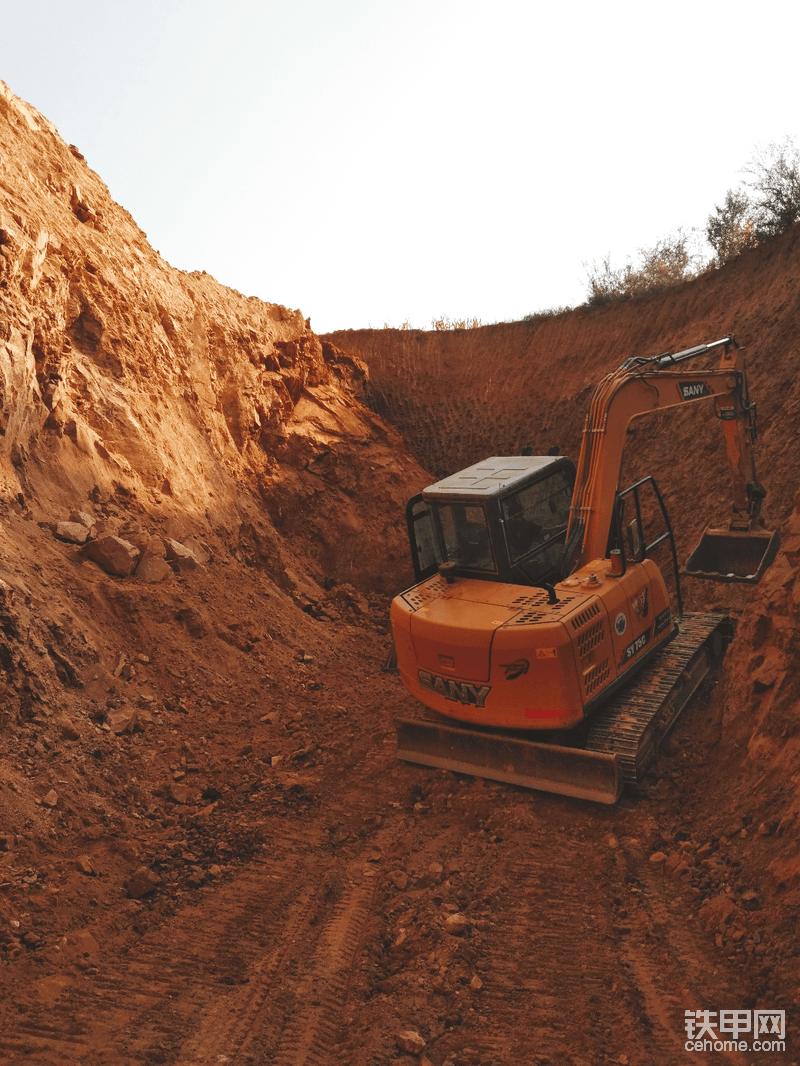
[679,381,712,400]
[418,669,491,707]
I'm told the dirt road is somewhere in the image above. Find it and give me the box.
[1,637,792,1066]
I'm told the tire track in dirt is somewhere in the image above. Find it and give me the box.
[0,822,336,1066]
[425,826,759,1066]
[175,852,382,1066]
[469,850,631,1065]
[0,723,404,1066]
[175,872,319,1063]
[268,861,379,1066]
[614,845,753,1066]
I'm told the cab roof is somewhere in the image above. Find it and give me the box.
[422,455,569,502]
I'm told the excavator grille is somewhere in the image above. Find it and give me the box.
[571,602,601,630]
[510,607,551,625]
[402,577,449,610]
[584,658,611,695]
[509,592,555,608]
[505,591,581,626]
[577,619,605,658]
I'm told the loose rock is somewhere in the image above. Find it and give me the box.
[105,706,138,734]
[183,536,211,564]
[164,539,199,572]
[444,912,470,935]
[81,536,140,578]
[55,520,89,545]
[58,718,82,741]
[126,866,161,899]
[69,509,97,530]
[135,552,173,584]
[741,889,760,911]
[395,1030,426,1055]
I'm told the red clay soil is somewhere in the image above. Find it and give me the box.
[0,77,799,1066]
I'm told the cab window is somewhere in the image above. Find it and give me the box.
[501,470,572,563]
[405,495,443,580]
[437,503,495,571]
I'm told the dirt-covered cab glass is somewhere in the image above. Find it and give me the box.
[437,503,495,571]
[501,469,572,578]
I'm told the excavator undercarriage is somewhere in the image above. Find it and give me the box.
[396,613,732,804]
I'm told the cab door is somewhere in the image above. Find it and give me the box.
[406,495,442,581]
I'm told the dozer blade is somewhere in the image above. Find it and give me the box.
[395,717,623,804]
[684,526,780,583]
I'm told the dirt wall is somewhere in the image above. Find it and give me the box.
[0,79,427,603]
[326,229,800,491]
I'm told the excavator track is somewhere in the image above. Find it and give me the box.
[395,612,731,804]
[583,611,731,785]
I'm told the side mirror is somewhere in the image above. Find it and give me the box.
[626,519,643,560]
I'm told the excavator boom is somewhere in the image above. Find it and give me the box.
[566,336,778,580]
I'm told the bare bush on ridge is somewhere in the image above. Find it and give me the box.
[430,315,482,331]
[584,229,703,306]
[742,136,800,239]
[706,188,759,266]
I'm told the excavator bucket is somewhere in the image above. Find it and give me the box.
[395,717,623,804]
[684,526,780,584]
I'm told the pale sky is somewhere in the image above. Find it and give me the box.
[1,0,798,333]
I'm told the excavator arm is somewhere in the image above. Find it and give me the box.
[565,337,775,579]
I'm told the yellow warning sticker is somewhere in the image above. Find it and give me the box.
[536,648,557,658]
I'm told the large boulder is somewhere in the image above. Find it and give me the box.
[80,535,140,577]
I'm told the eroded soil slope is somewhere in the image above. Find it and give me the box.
[0,78,799,1066]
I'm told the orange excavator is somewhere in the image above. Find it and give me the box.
[391,336,779,802]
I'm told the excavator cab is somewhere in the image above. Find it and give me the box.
[405,455,576,587]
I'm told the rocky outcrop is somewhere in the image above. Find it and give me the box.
[0,79,427,601]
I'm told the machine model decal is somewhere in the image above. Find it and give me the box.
[679,381,712,400]
[632,587,649,618]
[418,669,491,708]
[620,627,651,666]
[654,607,671,635]
[501,658,529,680]
[614,612,628,635]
